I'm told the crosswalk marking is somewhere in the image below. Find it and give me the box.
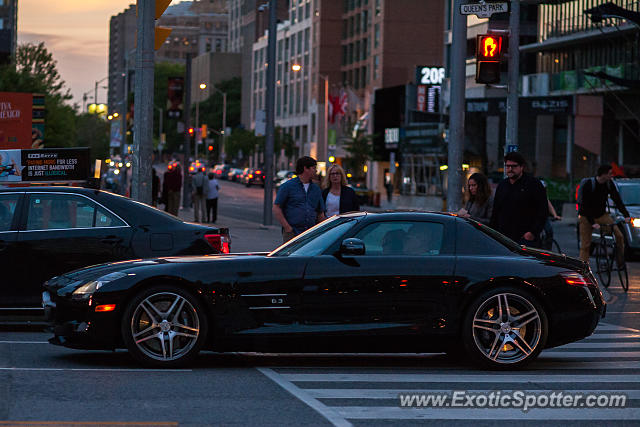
[333,407,640,421]
[261,321,640,424]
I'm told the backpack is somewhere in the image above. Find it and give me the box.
[577,177,611,211]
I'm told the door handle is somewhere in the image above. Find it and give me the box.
[101,237,123,245]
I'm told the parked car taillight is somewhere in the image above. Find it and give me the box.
[560,271,595,288]
[204,234,231,254]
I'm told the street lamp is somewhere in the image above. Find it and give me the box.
[194,82,207,158]
[292,63,328,161]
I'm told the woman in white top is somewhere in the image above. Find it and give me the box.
[321,164,359,217]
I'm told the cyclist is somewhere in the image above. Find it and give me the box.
[577,164,631,265]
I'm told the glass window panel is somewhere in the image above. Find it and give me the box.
[0,194,19,232]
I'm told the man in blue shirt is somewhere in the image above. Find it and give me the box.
[274,156,326,242]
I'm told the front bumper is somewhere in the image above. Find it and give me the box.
[43,290,121,350]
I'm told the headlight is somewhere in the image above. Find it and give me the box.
[72,272,128,300]
[632,218,640,228]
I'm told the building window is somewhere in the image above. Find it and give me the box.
[374,23,380,48]
[373,55,379,80]
[303,82,308,113]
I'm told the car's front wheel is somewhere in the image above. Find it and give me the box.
[462,288,547,369]
[121,285,208,367]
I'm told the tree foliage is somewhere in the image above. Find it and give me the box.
[0,42,76,149]
[153,62,186,153]
[343,130,374,180]
[76,113,110,161]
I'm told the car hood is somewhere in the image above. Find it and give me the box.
[625,206,640,217]
[43,253,269,292]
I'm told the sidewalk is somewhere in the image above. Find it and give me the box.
[177,207,283,253]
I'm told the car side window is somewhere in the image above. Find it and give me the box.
[95,206,126,227]
[26,194,124,230]
[353,221,444,256]
[0,194,20,232]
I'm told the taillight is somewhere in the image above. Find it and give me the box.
[560,271,594,287]
[256,170,262,174]
[248,174,253,178]
[204,234,231,254]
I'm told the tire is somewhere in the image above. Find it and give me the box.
[617,259,629,292]
[245,183,251,187]
[462,287,548,369]
[595,241,611,288]
[121,285,208,368]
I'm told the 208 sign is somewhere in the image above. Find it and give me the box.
[416,66,445,85]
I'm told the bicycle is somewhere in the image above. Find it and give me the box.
[593,223,629,292]
[540,217,562,254]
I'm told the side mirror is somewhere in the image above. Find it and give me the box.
[340,238,365,256]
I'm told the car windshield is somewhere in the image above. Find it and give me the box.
[619,184,640,206]
[268,215,360,257]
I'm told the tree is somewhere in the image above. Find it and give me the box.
[15,42,71,101]
[225,128,258,161]
[198,76,241,134]
[76,113,110,161]
[343,130,374,181]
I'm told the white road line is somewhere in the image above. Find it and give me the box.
[280,373,640,383]
[555,341,640,349]
[257,367,352,427]
[0,341,48,344]
[607,311,640,314]
[598,323,640,332]
[306,389,640,399]
[532,360,640,369]
[582,333,640,339]
[0,367,191,372]
[333,406,640,421]
[541,351,640,358]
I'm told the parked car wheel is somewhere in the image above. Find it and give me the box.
[121,285,208,367]
[462,287,547,369]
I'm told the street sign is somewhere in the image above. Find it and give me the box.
[460,2,508,18]
[385,128,400,149]
[506,144,518,153]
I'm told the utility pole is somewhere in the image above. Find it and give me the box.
[505,0,520,151]
[263,0,277,226]
[183,53,193,209]
[120,64,129,195]
[447,0,467,212]
[132,0,155,204]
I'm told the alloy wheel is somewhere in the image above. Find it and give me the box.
[130,292,200,362]
[471,292,542,365]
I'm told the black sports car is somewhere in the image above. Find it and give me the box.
[0,187,230,309]
[44,212,605,369]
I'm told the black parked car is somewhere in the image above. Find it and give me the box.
[243,168,266,187]
[44,212,604,369]
[0,187,230,309]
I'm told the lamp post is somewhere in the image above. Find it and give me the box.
[206,84,227,163]
[195,82,207,159]
[292,64,328,161]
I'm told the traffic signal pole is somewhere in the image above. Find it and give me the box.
[447,0,467,212]
[132,0,155,204]
[183,53,192,209]
[505,0,520,151]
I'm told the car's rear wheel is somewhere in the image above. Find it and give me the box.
[462,288,547,369]
[121,285,208,367]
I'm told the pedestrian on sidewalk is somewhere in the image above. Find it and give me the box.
[490,152,548,247]
[274,156,326,243]
[191,167,208,222]
[152,168,160,207]
[322,164,359,217]
[165,161,182,217]
[206,172,220,223]
[458,172,493,225]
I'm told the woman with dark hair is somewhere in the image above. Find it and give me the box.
[458,172,493,224]
[321,164,359,217]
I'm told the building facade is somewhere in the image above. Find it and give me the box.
[0,0,18,65]
[108,1,230,116]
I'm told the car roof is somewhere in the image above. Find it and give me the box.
[0,186,100,195]
[339,210,457,222]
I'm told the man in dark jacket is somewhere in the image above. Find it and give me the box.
[577,164,630,264]
[490,152,548,247]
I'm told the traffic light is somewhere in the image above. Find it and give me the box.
[208,144,214,152]
[201,124,207,138]
[476,34,504,84]
[188,127,194,136]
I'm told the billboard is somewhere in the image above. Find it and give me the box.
[0,92,45,149]
[0,148,90,183]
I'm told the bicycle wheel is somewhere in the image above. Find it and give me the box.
[617,258,629,292]
[595,241,611,288]
[552,239,562,254]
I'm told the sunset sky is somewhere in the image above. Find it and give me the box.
[17,0,136,109]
